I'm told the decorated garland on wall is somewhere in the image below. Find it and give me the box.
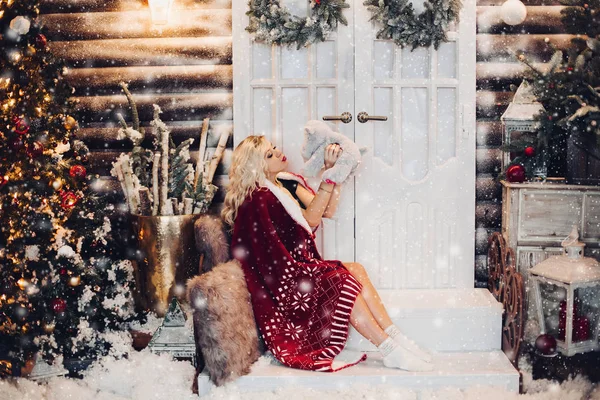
[246,0,350,49]
[364,0,462,50]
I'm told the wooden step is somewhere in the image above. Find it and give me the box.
[197,349,519,397]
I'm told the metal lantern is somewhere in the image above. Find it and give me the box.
[530,227,600,356]
[148,298,196,366]
[500,80,546,172]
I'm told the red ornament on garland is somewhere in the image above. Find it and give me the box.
[51,298,67,314]
[69,165,86,179]
[524,146,536,157]
[60,190,79,209]
[0,175,8,189]
[26,141,44,158]
[535,334,557,356]
[506,164,526,183]
[36,33,47,48]
[10,137,25,151]
[14,118,30,135]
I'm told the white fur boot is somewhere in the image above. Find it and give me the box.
[385,325,433,363]
[377,337,433,372]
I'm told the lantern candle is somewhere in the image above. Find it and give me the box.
[148,0,175,25]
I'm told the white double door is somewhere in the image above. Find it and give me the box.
[233,0,476,289]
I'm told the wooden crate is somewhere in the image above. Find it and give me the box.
[567,134,600,186]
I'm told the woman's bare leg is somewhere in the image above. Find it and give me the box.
[344,262,394,330]
[349,293,388,347]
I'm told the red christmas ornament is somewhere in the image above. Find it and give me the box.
[60,190,79,209]
[26,141,44,158]
[36,34,47,48]
[567,66,573,72]
[524,146,535,157]
[315,0,321,4]
[14,118,29,135]
[51,298,67,314]
[59,268,67,275]
[506,164,526,183]
[69,165,86,179]
[10,136,25,151]
[0,175,8,188]
[558,300,590,342]
[535,334,557,355]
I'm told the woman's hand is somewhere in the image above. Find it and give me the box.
[324,144,342,170]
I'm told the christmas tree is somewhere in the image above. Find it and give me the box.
[0,2,136,376]
[506,0,600,177]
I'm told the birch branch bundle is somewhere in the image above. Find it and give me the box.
[207,131,229,184]
[194,118,210,191]
[111,85,227,216]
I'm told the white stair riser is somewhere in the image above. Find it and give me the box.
[197,351,520,397]
[345,312,502,352]
[344,288,504,352]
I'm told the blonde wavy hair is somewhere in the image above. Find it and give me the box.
[221,135,272,227]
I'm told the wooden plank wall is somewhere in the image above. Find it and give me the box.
[39,0,234,212]
[39,0,574,285]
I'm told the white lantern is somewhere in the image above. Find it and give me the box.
[530,227,600,356]
[148,0,175,25]
[501,0,527,26]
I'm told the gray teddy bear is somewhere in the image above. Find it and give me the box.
[301,120,366,184]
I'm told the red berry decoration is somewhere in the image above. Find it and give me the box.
[60,190,79,209]
[69,165,86,179]
[535,334,557,356]
[524,146,535,157]
[36,34,47,48]
[51,298,67,314]
[506,164,526,183]
[26,141,44,158]
[14,118,30,135]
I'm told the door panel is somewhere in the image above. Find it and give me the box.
[354,0,476,289]
[232,0,355,262]
[233,0,476,288]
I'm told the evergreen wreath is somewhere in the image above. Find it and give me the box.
[364,0,462,50]
[246,0,350,49]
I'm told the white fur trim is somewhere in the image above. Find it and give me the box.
[263,180,313,235]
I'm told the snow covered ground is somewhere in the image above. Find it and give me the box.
[1,347,599,400]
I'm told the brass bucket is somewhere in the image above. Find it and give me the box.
[131,214,201,316]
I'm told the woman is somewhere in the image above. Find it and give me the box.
[222,135,433,372]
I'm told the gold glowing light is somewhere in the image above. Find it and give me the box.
[17,278,29,290]
[69,276,81,286]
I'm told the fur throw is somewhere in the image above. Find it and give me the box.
[301,120,366,184]
[187,260,261,387]
[194,214,230,273]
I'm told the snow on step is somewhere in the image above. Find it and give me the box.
[197,350,519,397]
[345,289,503,352]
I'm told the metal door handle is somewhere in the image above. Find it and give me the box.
[357,112,387,123]
[322,112,352,124]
